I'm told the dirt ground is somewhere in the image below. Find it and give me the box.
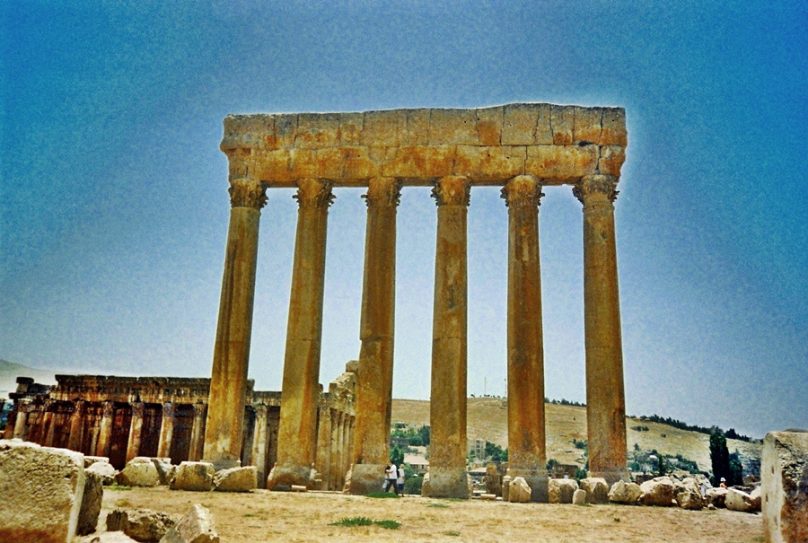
[98,487,764,543]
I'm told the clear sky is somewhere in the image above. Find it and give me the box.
[2,1,806,438]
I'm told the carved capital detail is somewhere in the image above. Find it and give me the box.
[362,177,402,208]
[294,178,335,208]
[229,177,268,209]
[432,175,470,207]
[573,174,619,204]
[501,175,544,208]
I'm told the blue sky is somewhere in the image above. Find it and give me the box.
[2,1,806,438]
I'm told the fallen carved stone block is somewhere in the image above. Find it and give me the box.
[213,465,257,492]
[107,508,177,542]
[762,430,808,543]
[159,504,219,543]
[170,462,215,492]
[608,480,642,504]
[548,478,578,504]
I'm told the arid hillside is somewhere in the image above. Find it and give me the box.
[392,397,761,472]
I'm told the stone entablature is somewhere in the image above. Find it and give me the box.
[48,375,241,405]
[220,104,626,185]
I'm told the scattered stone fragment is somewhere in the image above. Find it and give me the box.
[213,466,257,492]
[484,463,501,496]
[290,484,307,492]
[762,431,808,543]
[107,508,176,542]
[508,476,531,503]
[479,493,497,501]
[573,489,588,505]
[170,462,215,492]
[726,487,755,513]
[608,480,642,505]
[548,478,579,504]
[675,478,703,510]
[501,475,511,502]
[749,486,762,512]
[580,477,609,504]
[639,477,676,507]
[0,439,86,543]
[84,456,110,468]
[706,487,728,508]
[87,460,118,485]
[159,504,219,543]
[77,470,103,535]
[117,459,161,487]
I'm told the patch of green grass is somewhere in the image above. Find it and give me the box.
[443,530,461,537]
[367,491,400,499]
[330,517,400,530]
[107,483,132,491]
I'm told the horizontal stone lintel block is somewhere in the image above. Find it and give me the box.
[244,143,621,186]
[222,103,627,152]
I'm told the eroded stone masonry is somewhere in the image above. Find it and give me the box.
[6,103,630,501]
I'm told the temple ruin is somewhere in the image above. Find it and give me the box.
[3,103,629,501]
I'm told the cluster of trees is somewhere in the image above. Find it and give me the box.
[636,415,754,443]
[709,428,744,485]
[390,424,430,447]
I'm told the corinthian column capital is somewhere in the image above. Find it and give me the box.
[294,178,335,208]
[229,177,268,209]
[362,177,401,208]
[573,174,619,205]
[432,176,470,207]
[501,175,544,208]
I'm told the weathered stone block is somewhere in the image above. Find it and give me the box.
[525,144,598,179]
[550,105,574,145]
[84,455,110,468]
[429,109,479,145]
[87,460,118,485]
[0,440,86,543]
[159,504,219,543]
[213,466,256,492]
[288,148,318,178]
[295,113,340,148]
[573,488,588,505]
[170,462,215,492]
[401,109,430,145]
[362,110,404,146]
[475,107,503,146]
[548,478,579,504]
[107,508,176,542]
[508,476,532,503]
[502,104,539,145]
[118,460,160,487]
[341,146,379,179]
[639,477,676,507]
[454,145,525,180]
[601,108,627,146]
[608,480,642,504]
[707,486,728,508]
[580,477,609,504]
[675,478,703,510]
[534,104,553,144]
[726,487,755,513]
[384,146,456,177]
[762,431,808,543]
[573,106,603,143]
[598,145,626,176]
[500,475,511,502]
[77,470,103,535]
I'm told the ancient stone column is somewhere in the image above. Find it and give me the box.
[268,178,334,490]
[188,403,207,461]
[67,400,85,452]
[573,174,629,484]
[42,406,56,447]
[426,175,470,499]
[204,176,267,468]
[250,404,269,487]
[349,177,400,494]
[126,402,144,462]
[501,175,548,502]
[95,401,115,457]
[329,410,342,490]
[314,403,332,490]
[157,402,175,459]
[12,401,30,440]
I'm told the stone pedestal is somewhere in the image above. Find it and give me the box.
[204,177,267,469]
[425,176,470,499]
[502,175,548,502]
[350,178,400,494]
[574,175,629,483]
[269,178,333,490]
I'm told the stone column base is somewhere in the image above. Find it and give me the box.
[588,469,630,486]
[266,462,312,490]
[423,467,469,499]
[507,469,549,502]
[346,463,386,495]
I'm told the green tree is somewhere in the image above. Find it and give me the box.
[709,427,730,486]
[728,451,744,486]
[418,425,430,446]
[390,445,404,467]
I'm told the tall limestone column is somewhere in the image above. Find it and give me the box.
[426,175,470,499]
[188,403,207,461]
[67,400,85,451]
[157,402,175,459]
[267,178,334,489]
[12,401,30,440]
[250,404,269,487]
[204,176,268,468]
[314,402,333,490]
[95,401,115,457]
[573,174,629,484]
[501,175,548,502]
[126,402,144,462]
[349,177,401,494]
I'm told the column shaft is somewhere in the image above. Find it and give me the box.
[188,403,207,462]
[427,175,470,499]
[314,403,332,490]
[575,174,628,484]
[126,402,144,462]
[157,402,175,459]
[250,404,269,487]
[12,403,29,440]
[268,178,333,489]
[349,177,400,494]
[95,401,115,457]
[67,400,85,451]
[502,175,548,501]
[204,177,267,468]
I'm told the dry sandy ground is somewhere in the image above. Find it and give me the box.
[99,487,764,543]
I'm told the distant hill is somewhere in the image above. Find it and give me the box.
[0,359,56,399]
[392,397,762,473]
